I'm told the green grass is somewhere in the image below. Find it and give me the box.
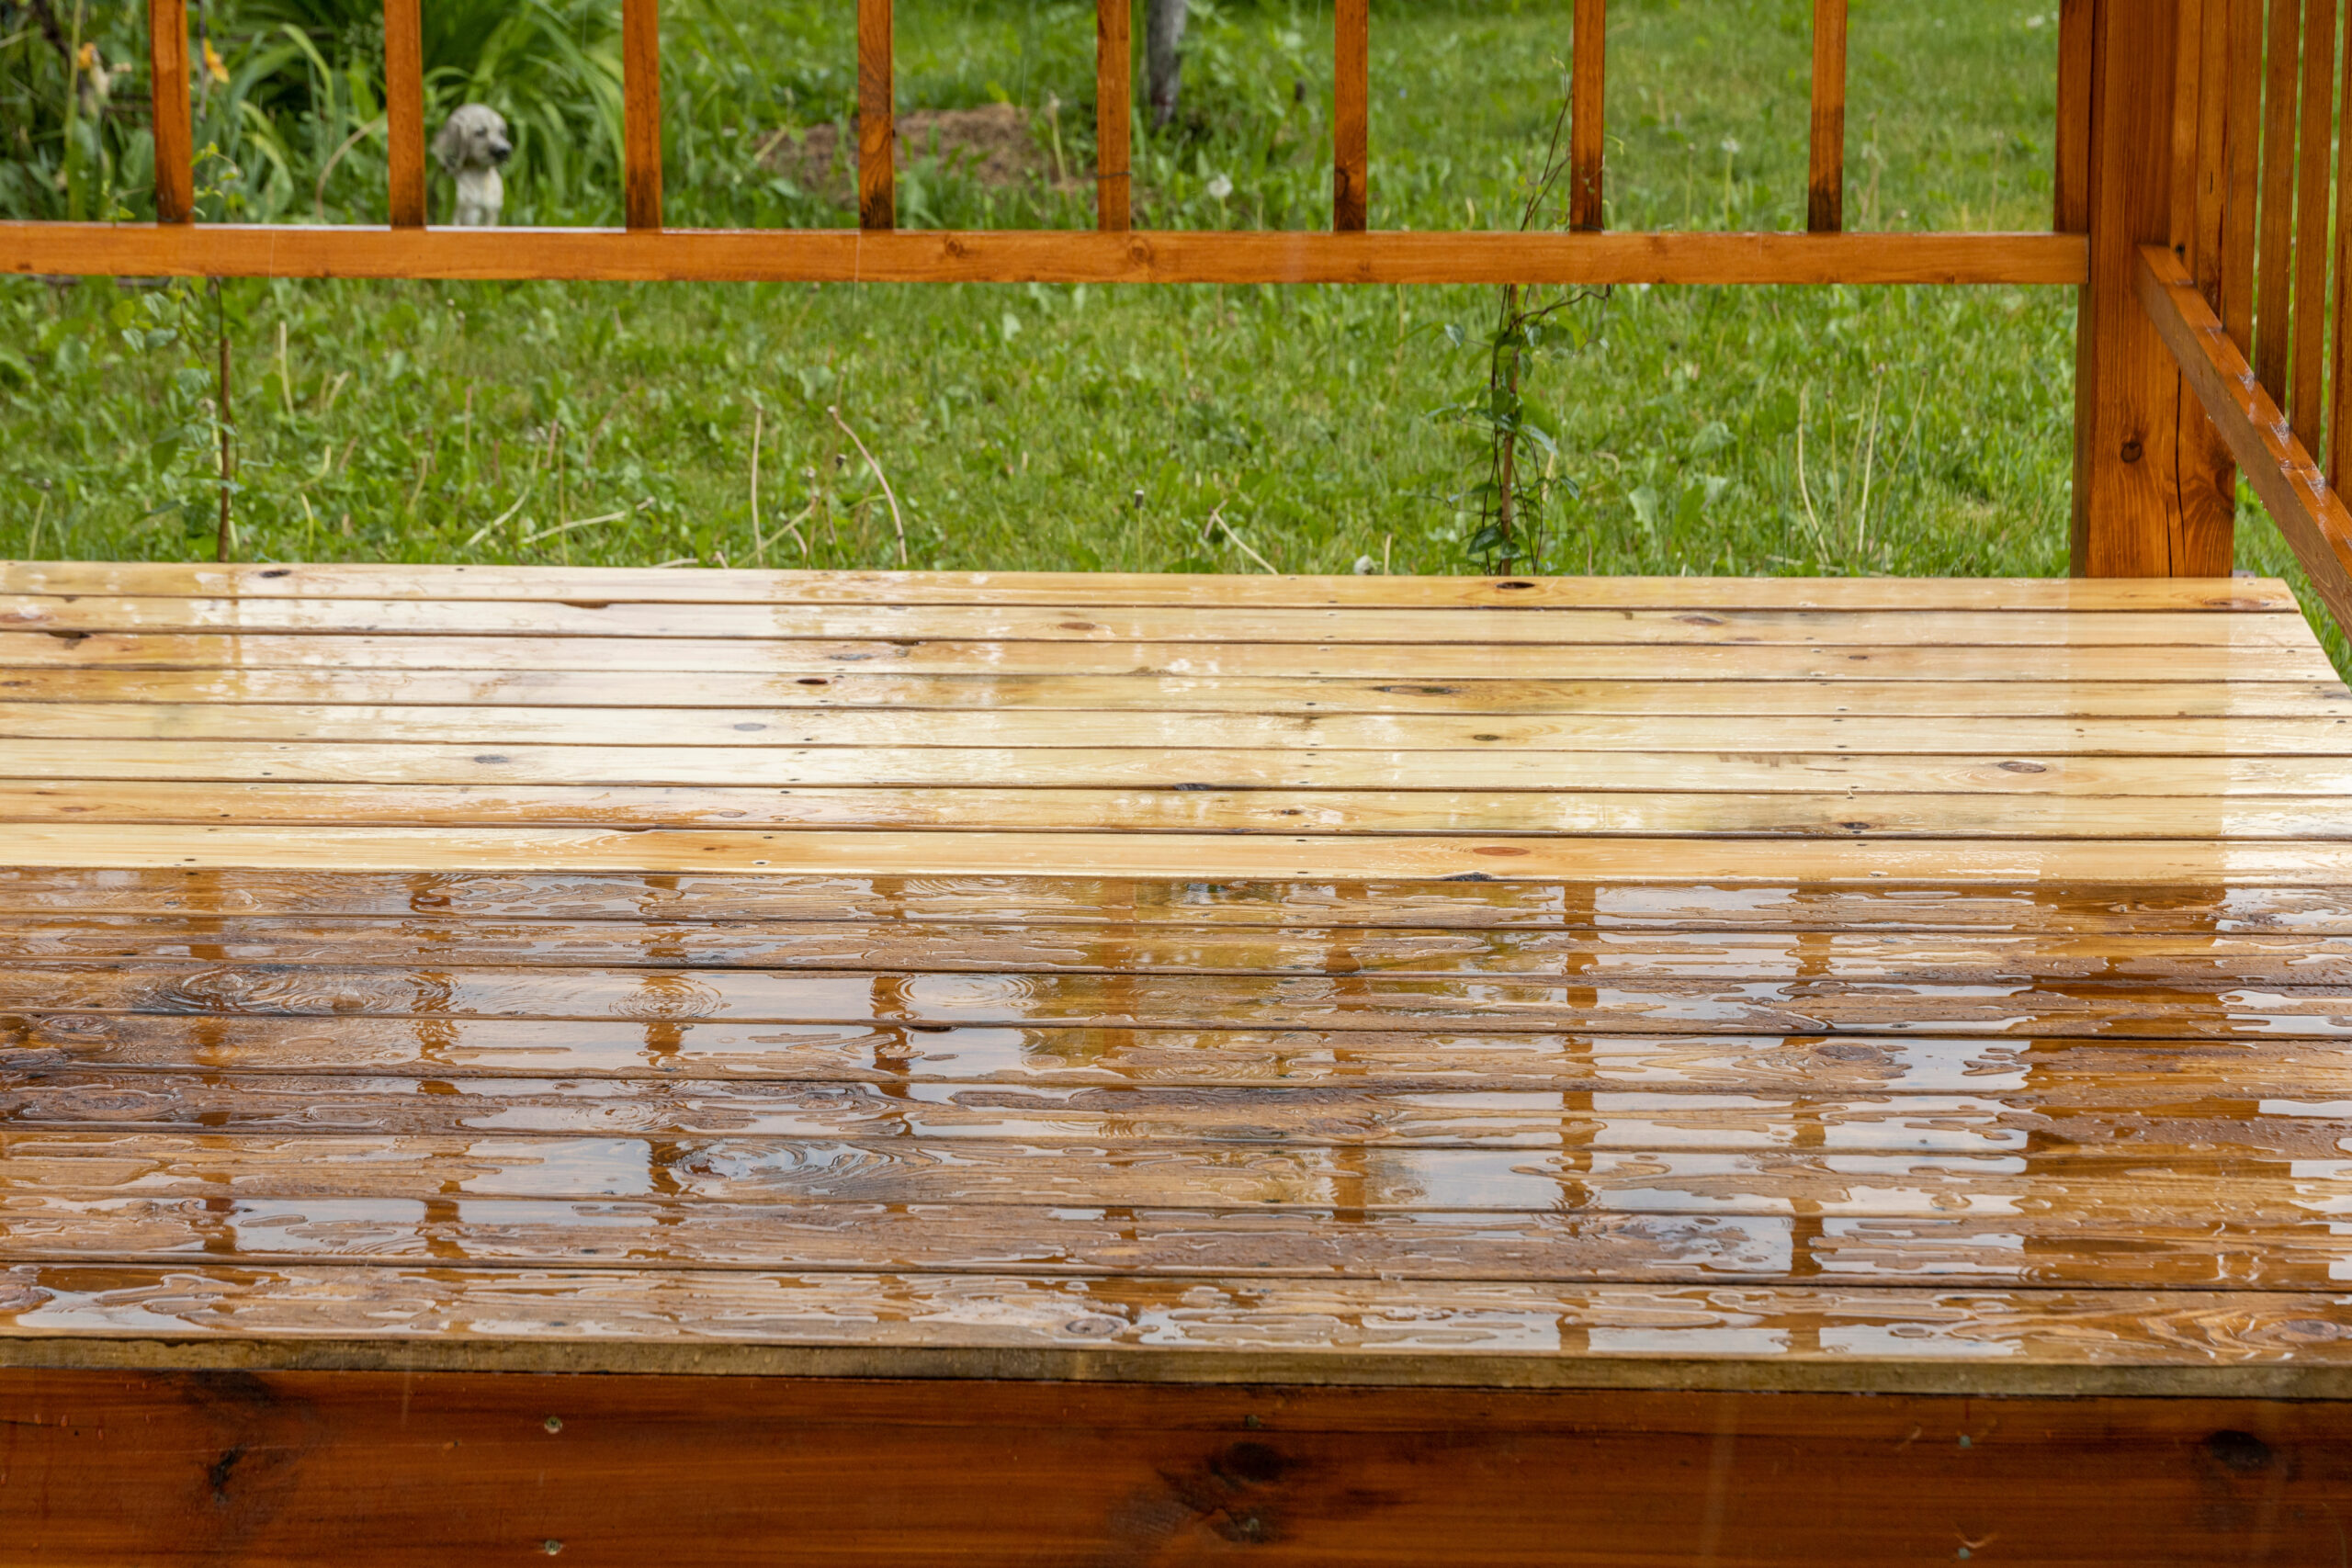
[2,0,2345,672]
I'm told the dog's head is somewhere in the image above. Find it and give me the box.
[433,104,513,174]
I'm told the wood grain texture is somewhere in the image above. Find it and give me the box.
[382,0,425,226]
[1570,0,1607,230]
[2055,0,2094,231]
[1,573,2346,1412]
[2333,0,2352,490]
[2073,0,2237,580]
[2256,0,2304,400]
[145,0,191,223]
[7,824,2352,883]
[2289,0,2339,444]
[0,596,2316,644]
[6,669,2338,716]
[2138,243,2352,630]
[1095,0,1129,231]
[9,701,2346,753]
[0,562,2296,609]
[621,0,662,231]
[1333,0,1368,231]
[3,632,2330,681]
[857,0,893,231]
[0,222,2092,285]
[2222,0,2264,346]
[1808,0,1848,233]
[5,1371,2351,1565]
[6,781,2352,838]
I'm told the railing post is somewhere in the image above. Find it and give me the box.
[2070,0,2235,577]
[148,0,191,222]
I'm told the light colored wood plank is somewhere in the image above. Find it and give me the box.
[7,669,2342,716]
[11,1130,2346,1218]
[8,962,2348,1038]
[14,917,2346,983]
[0,564,2299,611]
[0,223,2093,287]
[8,868,2340,933]
[16,1015,2341,1094]
[10,701,2341,754]
[4,633,2334,682]
[2,597,2317,646]
[6,1192,2344,1289]
[5,1265,2348,1387]
[27,1066,2346,1145]
[15,738,2352,793]
[2,781,2346,839]
[6,825,2348,886]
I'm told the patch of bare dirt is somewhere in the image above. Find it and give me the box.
[758,103,1068,200]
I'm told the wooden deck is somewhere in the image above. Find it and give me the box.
[4,565,2351,1561]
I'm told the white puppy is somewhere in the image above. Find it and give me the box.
[433,105,513,226]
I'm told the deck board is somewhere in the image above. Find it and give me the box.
[2,570,2347,1396]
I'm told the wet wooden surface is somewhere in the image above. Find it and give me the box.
[2,569,2349,1396]
[9,1369,2350,1566]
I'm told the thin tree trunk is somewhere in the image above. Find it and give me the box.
[1146,0,1187,128]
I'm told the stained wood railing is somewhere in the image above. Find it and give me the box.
[2132,0,2352,632]
[0,0,2086,285]
[13,0,2351,639]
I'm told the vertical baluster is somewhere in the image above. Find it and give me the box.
[2330,0,2352,489]
[858,0,894,231]
[2053,0,2092,231]
[623,0,662,230]
[2290,0,2339,445]
[1570,0,1606,231]
[148,0,191,222]
[1097,0,1130,231]
[2222,0,2265,350]
[1809,0,1849,232]
[1334,0,1368,231]
[2255,0,2303,400]
[2190,0,2233,299]
[384,0,425,226]
[2169,0,2207,261]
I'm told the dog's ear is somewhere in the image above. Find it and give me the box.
[432,114,464,173]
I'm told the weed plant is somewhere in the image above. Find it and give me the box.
[0,0,2342,671]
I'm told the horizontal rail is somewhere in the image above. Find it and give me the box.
[2136,243,2352,631]
[0,226,2087,286]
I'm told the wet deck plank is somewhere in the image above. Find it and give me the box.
[0,570,2348,1395]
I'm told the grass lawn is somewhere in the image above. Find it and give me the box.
[2,0,2343,670]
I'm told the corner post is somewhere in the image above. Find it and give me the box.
[2070,0,2235,577]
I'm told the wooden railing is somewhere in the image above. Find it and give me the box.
[2129,0,2352,631]
[17,0,2348,635]
[0,0,2088,286]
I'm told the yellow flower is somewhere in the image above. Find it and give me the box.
[202,37,229,85]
